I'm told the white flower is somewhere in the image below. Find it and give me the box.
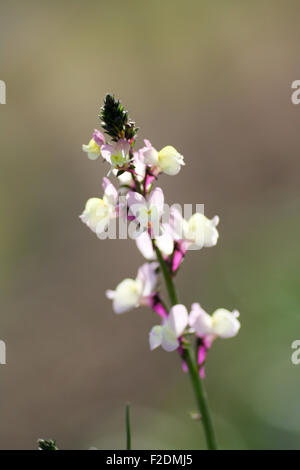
[135,225,174,260]
[82,139,101,160]
[189,303,240,339]
[82,129,105,160]
[106,263,158,314]
[149,304,189,352]
[127,187,164,232]
[114,150,146,187]
[142,141,185,176]
[101,140,131,171]
[170,208,219,250]
[79,178,118,237]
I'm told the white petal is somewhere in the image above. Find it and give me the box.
[80,198,108,233]
[112,279,141,314]
[87,151,100,161]
[170,206,185,240]
[186,213,205,248]
[156,230,174,256]
[190,304,213,336]
[117,171,132,186]
[102,177,118,206]
[133,151,146,181]
[163,162,181,176]
[203,220,219,247]
[161,325,180,352]
[158,146,184,175]
[82,139,101,160]
[189,303,208,327]
[105,289,115,300]
[167,304,189,337]
[95,216,110,237]
[148,187,164,218]
[100,144,113,163]
[136,262,158,297]
[143,147,159,166]
[127,191,147,219]
[211,215,219,227]
[232,309,240,318]
[212,309,241,338]
[136,231,156,260]
[149,326,163,350]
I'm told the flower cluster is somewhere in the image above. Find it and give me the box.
[80,95,240,378]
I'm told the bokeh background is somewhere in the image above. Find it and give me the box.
[1,0,300,450]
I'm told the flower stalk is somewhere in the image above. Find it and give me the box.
[153,242,178,306]
[125,403,131,451]
[184,347,218,450]
[154,244,218,450]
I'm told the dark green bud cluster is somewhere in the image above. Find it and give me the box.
[100,94,138,142]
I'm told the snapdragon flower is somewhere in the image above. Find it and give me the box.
[106,263,158,314]
[188,304,240,378]
[115,150,146,188]
[149,304,189,352]
[189,303,240,339]
[101,139,131,171]
[82,129,105,160]
[127,187,164,232]
[171,208,219,250]
[150,303,240,354]
[79,177,118,237]
[142,140,185,176]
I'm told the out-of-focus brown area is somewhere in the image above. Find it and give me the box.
[1,0,300,449]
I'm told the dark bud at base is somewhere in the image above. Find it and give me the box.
[37,439,59,450]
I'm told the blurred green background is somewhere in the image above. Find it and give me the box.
[1,0,300,450]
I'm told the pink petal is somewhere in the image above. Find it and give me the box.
[102,177,118,205]
[101,144,113,163]
[127,191,146,218]
[198,345,207,365]
[148,187,164,216]
[150,294,168,319]
[181,360,188,373]
[172,247,184,272]
[93,129,105,146]
[145,173,156,192]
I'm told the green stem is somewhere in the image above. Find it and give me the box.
[154,244,218,450]
[153,244,178,306]
[131,172,142,195]
[184,347,218,450]
[125,403,131,450]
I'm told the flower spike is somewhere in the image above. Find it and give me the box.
[80,94,241,451]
